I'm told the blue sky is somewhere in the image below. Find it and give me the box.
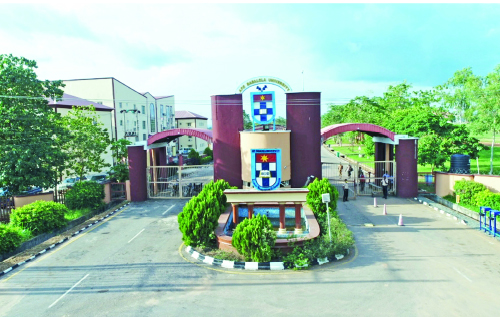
[1,3,500,120]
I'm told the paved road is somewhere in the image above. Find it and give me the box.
[0,147,499,316]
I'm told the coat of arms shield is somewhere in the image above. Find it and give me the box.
[250,91,276,124]
[251,149,281,191]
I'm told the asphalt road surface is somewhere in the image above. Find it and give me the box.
[1,149,500,316]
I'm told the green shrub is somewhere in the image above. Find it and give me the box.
[188,149,201,165]
[65,181,105,210]
[232,214,276,262]
[473,190,500,211]
[330,217,355,255]
[453,180,487,205]
[10,201,68,236]
[177,179,234,247]
[203,147,213,157]
[201,156,213,164]
[306,178,338,216]
[0,224,32,254]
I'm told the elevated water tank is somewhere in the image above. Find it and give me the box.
[449,154,470,174]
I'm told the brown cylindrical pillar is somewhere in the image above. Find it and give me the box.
[286,92,321,188]
[248,203,253,219]
[279,203,286,234]
[232,203,239,224]
[211,94,243,188]
[294,203,301,229]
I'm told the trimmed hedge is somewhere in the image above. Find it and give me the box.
[473,190,500,211]
[306,178,339,216]
[177,180,233,247]
[0,224,31,254]
[454,180,487,205]
[65,181,105,210]
[232,214,276,262]
[10,201,68,236]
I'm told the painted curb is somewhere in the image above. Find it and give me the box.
[184,245,348,270]
[0,202,131,278]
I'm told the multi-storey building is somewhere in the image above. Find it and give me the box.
[61,77,176,164]
[175,111,209,154]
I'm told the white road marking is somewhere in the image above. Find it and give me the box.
[162,204,176,215]
[48,274,89,308]
[128,229,145,243]
[453,267,472,282]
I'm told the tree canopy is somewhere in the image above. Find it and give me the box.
[0,54,68,193]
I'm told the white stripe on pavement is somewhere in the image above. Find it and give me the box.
[128,229,145,243]
[453,267,472,282]
[162,204,176,215]
[48,274,89,308]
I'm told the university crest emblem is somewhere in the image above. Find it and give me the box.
[251,149,281,191]
[250,91,276,125]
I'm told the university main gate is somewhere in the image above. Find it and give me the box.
[322,160,396,199]
[147,165,214,199]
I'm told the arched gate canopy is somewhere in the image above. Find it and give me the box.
[147,128,213,146]
[321,123,396,141]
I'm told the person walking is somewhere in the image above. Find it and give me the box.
[360,172,366,192]
[338,164,343,179]
[343,179,349,202]
[382,175,389,199]
[347,165,353,178]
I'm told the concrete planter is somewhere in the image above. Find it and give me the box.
[422,194,479,221]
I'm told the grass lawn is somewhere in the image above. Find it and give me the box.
[326,143,500,175]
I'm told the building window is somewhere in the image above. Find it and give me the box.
[143,134,146,141]
[134,121,137,127]
[135,136,139,142]
[188,136,192,139]
[188,145,192,148]
[160,104,164,116]
[142,105,145,114]
[119,102,122,108]
[134,104,137,110]
[150,103,156,133]
[187,123,192,127]
[142,121,146,129]
[120,120,123,126]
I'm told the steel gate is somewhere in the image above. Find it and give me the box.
[147,165,214,199]
[322,161,396,197]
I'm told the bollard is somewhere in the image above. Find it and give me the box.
[398,214,404,226]
[374,197,377,208]
[383,204,387,215]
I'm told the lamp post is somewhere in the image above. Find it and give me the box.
[321,193,332,242]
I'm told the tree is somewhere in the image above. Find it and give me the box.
[243,109,252,129]
[0,54,68,193]
[417,134,449,173]
[447,124,485,159]
[110,139,132,182]
[275,116,286,127]
[446,65,500,174]
[203,146,213,157]
[62,105,111,180]
[187,148,200,165]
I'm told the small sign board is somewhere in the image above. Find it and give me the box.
[322,193,331,203]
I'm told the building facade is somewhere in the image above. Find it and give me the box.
[61,78,176,163]
[175,111,209,153]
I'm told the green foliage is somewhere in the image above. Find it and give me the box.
[201,156,213,164]
[188,149,201,165]
[177,179,233,247]
[231,214,276,262]
[472,190,500,211]
[329,217,355,255]
[62,105,111,180]
[243,110,253,129]
[453,179,487,205]
[363,136,375,157]
[418,134,449,173]
[10,201,68,236]
[0,54,68,193]
[110,139,132,182]
[0,223,32,254]
[65,181,105,210]
[275,116,286,127]
[203,147,213,157]
[284,248,311,270]
[64,208,92,221]
[306,178,338,215]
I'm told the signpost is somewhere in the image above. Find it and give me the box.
[321,193,332,242]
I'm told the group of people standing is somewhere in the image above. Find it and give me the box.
[341,165,393,202]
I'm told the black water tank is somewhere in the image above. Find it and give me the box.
[449,154,470,174]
